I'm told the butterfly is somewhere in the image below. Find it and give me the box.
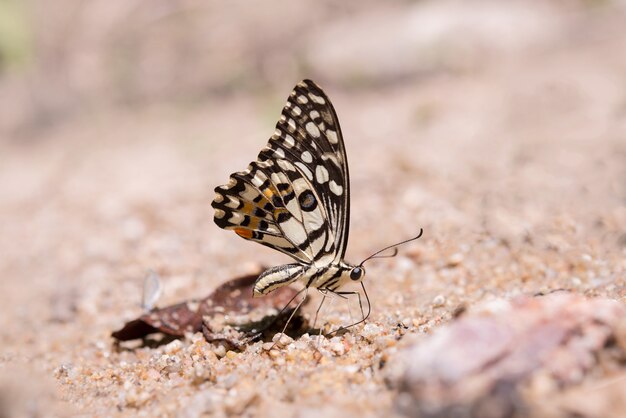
[212,80,422,330]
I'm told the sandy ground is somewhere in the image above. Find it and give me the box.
[1,2,626,417]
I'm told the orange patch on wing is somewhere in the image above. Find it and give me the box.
[262,189,275,200]
[234,228,253,239]
[279,185,293,197]
[273,208,289,221]
[248,217,259,229]
[240,201,254,215]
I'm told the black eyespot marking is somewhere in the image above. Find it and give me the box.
[272,195,283,207]
[283,190,296,204]
[275,210,291,224]
[298,190,317,212]
[350,267,364,281]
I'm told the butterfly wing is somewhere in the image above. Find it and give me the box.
[212,80,350,266]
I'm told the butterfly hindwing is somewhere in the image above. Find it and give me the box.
[212,169,311,263]
[212,79,350,268]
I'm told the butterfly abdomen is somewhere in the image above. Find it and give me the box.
[254,264,305,296]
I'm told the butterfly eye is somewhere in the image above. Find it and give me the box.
[350,267,364,281]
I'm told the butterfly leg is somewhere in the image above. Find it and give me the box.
[313,292,327,330]
[243,286,306,344]
[324,283,371,337]
[271,287,309,349]
[313,288,346,324]
[314,289,344,347]
[336,290,365,322]
[323,290,360,335]
[313,291,327,348]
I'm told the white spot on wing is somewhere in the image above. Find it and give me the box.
[326,130,338,144]
[329,180,343,196]
[251,173,265,187]
[275,148,285,158]
[280,217,308,246]
[225,196,240,209]
[277,159,295,172]
[306,122,320,138]
[271,171,290,187]
[309,93,326,104]
[295,162,313,181]
[301,151,313,163]
[305,208,324,231]
[229,211,244,223]
[297,95,309,104]
[321,153,340,167]
[315,165,329,183]
[241,183,261,200]
[214,209,226,219]
[284,135,296,148]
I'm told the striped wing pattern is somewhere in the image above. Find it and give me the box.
[212,80,350,268]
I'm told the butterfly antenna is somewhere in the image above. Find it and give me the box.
[359,228,424,266]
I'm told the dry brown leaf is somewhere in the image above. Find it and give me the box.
[111,272,305,346]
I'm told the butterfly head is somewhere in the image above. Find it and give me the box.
[349,265,366,281]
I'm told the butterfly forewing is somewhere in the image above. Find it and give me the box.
[212,80,350,267]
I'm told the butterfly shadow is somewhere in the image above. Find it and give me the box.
[203,308,318,350]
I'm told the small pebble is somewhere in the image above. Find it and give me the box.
[163,355,182,374]
[329,339,346,356]
[146,368,161,381]
[447,253,464,267]
[213,345,227,358]
[164,340,183,354]
[432,294,446,307]
[362,323,382,342]
[268,349,281,358]
[190,363,213,385]
[272,333,294,348]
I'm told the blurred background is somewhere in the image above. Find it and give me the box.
[0,0,625,414]
[1,0,625,135]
